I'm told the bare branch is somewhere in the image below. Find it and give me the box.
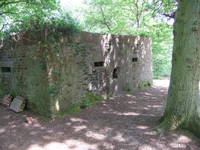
[0,23,9,32]
[0,11,17,16]
[151,0,163,16]
[99,6,111,31]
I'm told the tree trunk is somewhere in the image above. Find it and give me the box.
[159,0,200,137]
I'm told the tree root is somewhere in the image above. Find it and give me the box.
[151,123,168,137]
[151,118,178,137]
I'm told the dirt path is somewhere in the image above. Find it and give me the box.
[0,81,200,150]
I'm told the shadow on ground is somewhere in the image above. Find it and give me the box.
[0,82,200,150]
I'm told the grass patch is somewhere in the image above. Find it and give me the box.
[138,81,152,88]
[59,105,82,117]
[80,93,103,108]
[57,93,104,118]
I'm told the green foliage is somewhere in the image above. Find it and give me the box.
[61,105,82,115]
[138,81,152,88]
[147,24,173,78]
[25,48,51,117]
[123,81,152,93]
[0,0,82,41]
[123,87,133,93]
[83,0,176,78]
[58,93,103,118]
[0,12,81,117]
[80,93,103,108]
[0,0,58,36]
[3,12,81,40]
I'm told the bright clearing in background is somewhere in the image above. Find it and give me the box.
[60,0,86,22]
[60,0,85,10]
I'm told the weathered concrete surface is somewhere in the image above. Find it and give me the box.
[9,96,25,113]
[0,31,152,117]
[78,32,153,95]
[0,51,14,95]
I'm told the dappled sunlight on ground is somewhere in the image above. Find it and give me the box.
[0,80,200,150]
[27,139,98,150]
[153,78,170,88]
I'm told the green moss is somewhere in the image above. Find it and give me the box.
[55,92,104,118]
[123,82,152,93]
[80,93,103,108]
[24,48,51,117]
[58,105,81,117]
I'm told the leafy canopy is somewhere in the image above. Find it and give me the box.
[0,0,58,28]
[0,0,80,40]
[83,0,177,78]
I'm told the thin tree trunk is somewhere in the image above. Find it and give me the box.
[99,7,111,32]
[158,0,200,137]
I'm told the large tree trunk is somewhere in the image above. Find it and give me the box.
[159,0,200,137]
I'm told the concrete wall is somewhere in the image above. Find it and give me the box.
[79,32,152,95]
[0,31,152,117]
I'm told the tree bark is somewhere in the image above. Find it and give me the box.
[159,0,200,137]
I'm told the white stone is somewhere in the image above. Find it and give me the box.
[9,96,25,112]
